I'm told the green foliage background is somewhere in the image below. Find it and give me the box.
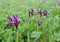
[0,0,60,42]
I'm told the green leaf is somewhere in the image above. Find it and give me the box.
[31,31,42,39]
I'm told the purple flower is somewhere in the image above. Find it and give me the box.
[43,10,48,16]
[37,20,42,26]
[8,15,20,31]
[58,4,60,6]
[13,15,20,26]
[57,3,60,6]
[37,9,43,16]
[8,16,14,25]
[28,9,34,17]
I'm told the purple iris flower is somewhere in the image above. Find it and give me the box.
[37,9,43,16]
[8,15,20,31]
[43,10,48,16]
[57,3,60,6]
[28,9,34,17]
[13,15,20,26]
[58,4,60,6]
[37,20,42,26]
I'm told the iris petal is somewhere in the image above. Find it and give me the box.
[13,15,19,23]
[8,16,12,21]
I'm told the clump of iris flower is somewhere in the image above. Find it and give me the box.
[8,15,20,31]
[43,10,48,16]
[37,9,43,16]
[28,9,34,17]
[37,20,42,26]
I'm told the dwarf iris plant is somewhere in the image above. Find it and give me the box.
[28,9,34,17]
[37,9,43,16]
[43,10,49,16]
[8,14,20,42]
[8,15,20,31]
[37,20,42,26]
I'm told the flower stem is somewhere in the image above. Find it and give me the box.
[36,26,39,31]
[16,26,18,42]
[27,31,30,42]
[16,31,18,42]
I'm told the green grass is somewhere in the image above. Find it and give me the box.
[0,0,60,42]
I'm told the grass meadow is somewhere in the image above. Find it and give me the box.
[0,0,60,42]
